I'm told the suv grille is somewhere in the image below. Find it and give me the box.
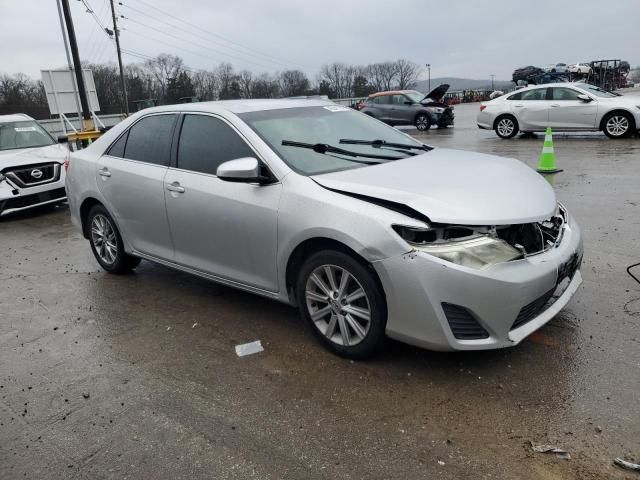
[3,163,60,188]
[442,303,489,340]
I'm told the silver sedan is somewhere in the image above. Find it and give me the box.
[477,82,640,139]
[66,99,583,358]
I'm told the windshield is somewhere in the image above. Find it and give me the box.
[0,120,55,151]
[404,91,425,103]
[239,106,425,175]
[582,85,617,98]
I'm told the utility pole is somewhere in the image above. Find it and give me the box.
[60,0,92,131]
[490,74,495,90]
[55,0,83,123]
[426,64,431,91]
[109,0,129,115]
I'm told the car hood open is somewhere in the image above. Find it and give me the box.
[0,144,67,170]
[312,148,556,225]
[423,84,449,102]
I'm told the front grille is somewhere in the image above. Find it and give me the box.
[511,288,555,331]
[2,162,60,188]
[442,303,489,340]
[0,187,66,212]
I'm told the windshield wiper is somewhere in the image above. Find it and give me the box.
[339,138,432,152]
[281,140,404,164]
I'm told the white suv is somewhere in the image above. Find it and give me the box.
[0,114,68,216]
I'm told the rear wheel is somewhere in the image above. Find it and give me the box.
[87,205,140,274]
[603,112,633,139]
[495,115,519,139]
[415,114,431,131]
[296,250,386,359]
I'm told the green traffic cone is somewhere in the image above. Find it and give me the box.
[537,127,562,174]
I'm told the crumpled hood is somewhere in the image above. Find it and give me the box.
[312,148,557,225]
[0,144,68,170]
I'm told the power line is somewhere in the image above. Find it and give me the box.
[119,2,303,70]
[83,0,108,60]
[124,0,309,69]
[121,16,276,70]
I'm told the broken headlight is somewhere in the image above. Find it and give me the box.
[393,225,522,269]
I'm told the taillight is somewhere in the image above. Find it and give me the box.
[480,105,487,112]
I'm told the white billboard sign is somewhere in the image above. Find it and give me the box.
[41,69,100,115]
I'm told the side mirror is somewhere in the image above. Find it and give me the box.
[577,94,592,102]
[216,157,269,184]
[57,135,69,144]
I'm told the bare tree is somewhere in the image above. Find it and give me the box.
[144,54,184,100]
[365,62,398,92]
[238,70,254,98]
[251,73,279,98]
[278,70,310,97]
[318,63,357,98]
[215,62,237,99]
[395,59,421,90]
[191,69,219,101]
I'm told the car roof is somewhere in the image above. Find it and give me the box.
[369,90,417,98]
[132,98,336,116]
[0,113,35,123]
[515,82,588,91]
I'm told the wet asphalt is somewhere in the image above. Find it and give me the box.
[1,101,639,479]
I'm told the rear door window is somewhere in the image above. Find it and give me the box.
[520,88,548,101]
[123,114,177,166]
[176,114,255,176]
[551,87,582,101]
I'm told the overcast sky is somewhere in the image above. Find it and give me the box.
[1,0,638,82]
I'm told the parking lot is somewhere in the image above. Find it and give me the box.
[1,101,639,479]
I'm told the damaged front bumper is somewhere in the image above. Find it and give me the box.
[373,212,583,351]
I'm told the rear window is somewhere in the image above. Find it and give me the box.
[0,121,55,151]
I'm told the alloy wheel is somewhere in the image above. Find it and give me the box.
[90,214,118,265]
[305,264,371,347]
[497,118,515,137]
[606,115,629,137]
[416,115,429,131]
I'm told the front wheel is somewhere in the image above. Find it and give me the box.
[296,250,387,359]
[87,205,141,274]
[415,114,431,131]
[495,115,519,139]
[603,112,633,139]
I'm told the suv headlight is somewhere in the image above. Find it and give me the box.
[393,225,522,269]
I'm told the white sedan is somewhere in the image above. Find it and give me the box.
[477,82,640,139]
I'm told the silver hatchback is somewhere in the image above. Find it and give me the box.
[66,99,582,358]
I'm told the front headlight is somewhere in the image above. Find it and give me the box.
[393,225,522,269]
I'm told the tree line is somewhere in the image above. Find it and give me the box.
[0,55,423,118]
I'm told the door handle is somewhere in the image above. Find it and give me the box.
[98,168,111,177]
[550,103,560,107]
[166,182,185,193]
[513,104,523,108]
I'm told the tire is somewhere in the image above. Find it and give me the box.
[86,205,141,274]
[494,115,519,139]
[296,250,387,359]
[602,112,634,139]
[415,114,431,131]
